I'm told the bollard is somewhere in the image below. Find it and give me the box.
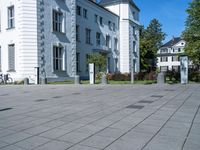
[24,78,29,85]
[41,78,47,84]
[74,75,80,84]
[101,74,108,84]
[157,72,165,84]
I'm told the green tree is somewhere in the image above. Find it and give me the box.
[182,0,200,67]
[140,19,166,71]
[87,53,107,72]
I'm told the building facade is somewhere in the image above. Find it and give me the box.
[0,0,140,82]
[157,37,186,72]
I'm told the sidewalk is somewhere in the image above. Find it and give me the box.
[0,84,199,150]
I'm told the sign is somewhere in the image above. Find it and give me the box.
[180,56,188,84]
[89,63,95,84]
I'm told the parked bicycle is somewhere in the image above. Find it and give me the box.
[0,74,13,84]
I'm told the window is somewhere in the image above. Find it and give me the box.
[160,48,168,53]
[114,38,118,50]
[86,54,90,72]
[83,9,87,19]
[85,28,91,44]
[0,46,1,71]
[160,66,168,72]
[133,26,136,36]
[107,57,111,73]
[178,48,181,52]
[53,46,64,71]
[8,6,15,29]
[172,56,179,62]
[99,17,103,26]
[106,35,110,48]
[113,23,116,31]
[108,21,112,30]
[8,44,15,71]
[53,10,63,32]
[133,41,136,52]
[76,5,81,16]
[76,25,80,42]
[76,53,80,72]
[161,57,168,62]
[95,14,98,23]
[96,32,101,46]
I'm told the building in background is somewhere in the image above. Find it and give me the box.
[157,37,186,72]
[0,0,140,82]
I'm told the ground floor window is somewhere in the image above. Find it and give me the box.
[160,66,168,72]
[8,44,15,71]
[53,46,64,71]
[76,53,80,72]
[0,46,1,71]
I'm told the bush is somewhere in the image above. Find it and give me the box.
[107,73,130,81]
[189,69,200,82]
[165,70,180,81]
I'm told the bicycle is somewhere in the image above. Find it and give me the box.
[0,74,13,84]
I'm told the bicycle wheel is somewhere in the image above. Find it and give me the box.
[6,77,13,84]
[0,78,4,84]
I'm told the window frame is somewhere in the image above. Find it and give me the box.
[53,46,64,71]
[52,10,63,33]
[8,6,15,29]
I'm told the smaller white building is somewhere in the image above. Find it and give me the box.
[157,37,186,72]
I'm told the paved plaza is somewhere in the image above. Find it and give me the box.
[0,84,199,150]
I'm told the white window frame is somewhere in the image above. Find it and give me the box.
[53,10,63,32]
[53,46,65,71]
[8,6,15,29]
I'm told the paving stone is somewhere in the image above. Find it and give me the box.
[80,135,115,149]
[24,125,53,135]
[0,132,32,144]
[0,145,26,150]
[34,140,73,150]
[39,128,72,139]
[15,136,50,150]
[68,144,100,150]
[59,131,91,143]
[96,127,125,139]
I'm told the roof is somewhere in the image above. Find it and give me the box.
[99,0,140,11]
[161,37,182,48]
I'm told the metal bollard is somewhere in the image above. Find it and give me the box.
[74,75,80,84]
[157,72,165,84]
[41,78,47,84]
[101,74,108,84]
[24,78,29,85]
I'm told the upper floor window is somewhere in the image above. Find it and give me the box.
[99,17,103,26]
[113,23,116,31]
[8,6,15,29]
[76,5,81,16]
[83,9,87,19]
[160,48,168,53]
[106,35,110,48]
[133,26,136,36]
[76,25,80,42]
[95,14,98,23]
[161,56,168,62]
[96,32,101,46]
[114,38,118,50]
[85,28,91,44]
[108,21,112,30]
[53,10,63,32]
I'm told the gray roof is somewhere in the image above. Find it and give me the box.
[99,0,140,11]
[161,37,182,48]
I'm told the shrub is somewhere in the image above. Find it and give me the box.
[189,70,200,82]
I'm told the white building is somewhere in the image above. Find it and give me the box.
[0,0,140,82]
[157,37,186,72]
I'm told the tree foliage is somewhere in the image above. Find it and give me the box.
[182,0,200,66]
[87,53,107,72]
[140,19,166,71]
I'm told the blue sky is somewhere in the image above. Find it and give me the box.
[98,0,191,43]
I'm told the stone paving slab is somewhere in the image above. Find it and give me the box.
[0,84,199,150]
